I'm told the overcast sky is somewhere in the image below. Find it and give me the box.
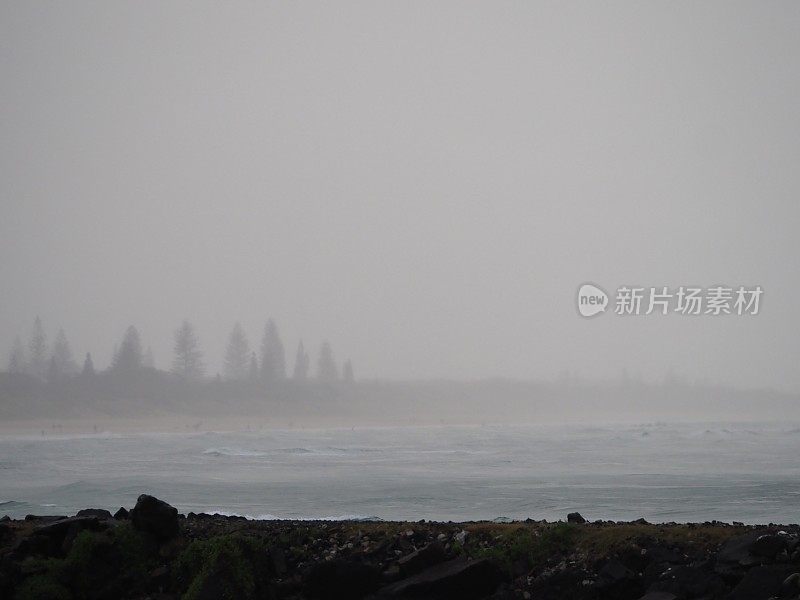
[1,2,798,390]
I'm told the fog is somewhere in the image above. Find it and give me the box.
[2,2,799,392]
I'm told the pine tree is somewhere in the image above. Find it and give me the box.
[316,341,338,382]
[46,356,60,383]
[260,319,285,382]
[248,352,259,382]
[142,346,155,369]
[28,316,48,380]
[224,322,250,380]
[113,325,143,371]
[8,336,26,374]
[342,359,354,383]
[52,328,77,375]
[82,352,95,377]
[292,341,309,381]
[172,320,204,379]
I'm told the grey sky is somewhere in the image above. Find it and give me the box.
[1,2,798,390]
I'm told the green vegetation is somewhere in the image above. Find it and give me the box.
[468,523,579,575]
[174,534,272,600]
[13,524,156,600]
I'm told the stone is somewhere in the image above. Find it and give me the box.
[728,565,797,600]
[305,559,381,599]
[716,530,763,567]
[114,506,129,520]
[76,508,113,519]
[567,512,586,524]
[35,516,102,538]
[750,533,787,559]
[397,542,446,577]
[24,514,67,522]
[782,572,800,594]
[376,557,504,599]
[130,494,179,540]
[648,565,725,598]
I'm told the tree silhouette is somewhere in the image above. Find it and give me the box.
[172,320,204,379]
[113,326,143,371]
[248,352,259,382]
[52,328,77,375]
[46,356,60,383]
[292,341,309,380]
[142,346,155,369]
[8,336,26,374]
[224,322,250,380]
[28,316,48,380]
[260,319,285,382]
[342,359,354,383]
[82,352,95,377]
[316,341,338,382]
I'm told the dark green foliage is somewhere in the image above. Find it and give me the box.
[13,524,156,600]
[14,575,71,600]
[174,534,274,600]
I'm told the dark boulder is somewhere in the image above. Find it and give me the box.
[782,572,800,595]
[24,514,67,522]
[0,515,10,523]
[305,559,381,599]
[11,533,55,558]
[35,515,105,555]
[375,556,504,599]
[130,495,179,540]
[36,515,101,534]
[113,506,129,520]
[716,530,764,568]
[728,565,797,600]
[397,542,446,577]
[76,508,113,519]
[647,565,725,598]
[750,533,787,559]
[567,512,586,524]
[595,558,643,598]
[529,566,594,600]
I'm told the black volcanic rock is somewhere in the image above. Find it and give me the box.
[130,494,179,540]
[750,533,787,559]
[376,557,504,599]
[717,530,763,567]
[397,541,446,577]
[728,565,797,600]
[305,559,381,599]
[648,565,725,598]
[76,508,113,519]
[113,506,129,520]
[567,512,586,524]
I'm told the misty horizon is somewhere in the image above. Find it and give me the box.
[2,2,799,393]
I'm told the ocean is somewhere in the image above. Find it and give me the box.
[1,422,798,523]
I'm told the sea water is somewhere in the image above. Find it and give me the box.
[1,422,798,523]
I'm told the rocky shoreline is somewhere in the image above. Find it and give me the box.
[1,495,799,599]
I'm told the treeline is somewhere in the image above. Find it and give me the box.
[5,316,355,385]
